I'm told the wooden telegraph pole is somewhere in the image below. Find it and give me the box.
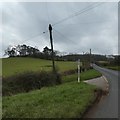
[49,24,55,72]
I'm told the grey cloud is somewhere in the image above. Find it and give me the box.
[1,2,118,57]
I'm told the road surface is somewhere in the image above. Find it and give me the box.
[85,64,119,118]
[84,76,109,92]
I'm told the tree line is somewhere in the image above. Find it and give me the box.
[4,44,120,66]
[4,44,59,60]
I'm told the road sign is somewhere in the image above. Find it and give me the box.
[78,59,80,83]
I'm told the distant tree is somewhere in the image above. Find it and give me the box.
[110,55,120,66]
[42,46,51,59]
[5,44,40,57]
[5,46,16,57]
[42,46,58,60]
[43,46,51,55]
[21,44,28,56]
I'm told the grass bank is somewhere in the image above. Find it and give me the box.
[3,68,102,96]
[3,81,99,118]
[62,69,102,83]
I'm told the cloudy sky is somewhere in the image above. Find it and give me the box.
[1,2,118,57]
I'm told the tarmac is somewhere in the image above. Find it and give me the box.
[84,76,109,93]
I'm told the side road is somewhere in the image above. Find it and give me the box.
[84,76,109,94]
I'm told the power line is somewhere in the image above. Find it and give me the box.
[52,2,101,26]
[52,2,104,27]
[15,2,104,45]
[19,30,48,44]
[53,28,74,43]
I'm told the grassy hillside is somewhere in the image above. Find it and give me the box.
[3,81,98,118]
[2,57,102,118]
[2,57,77,77]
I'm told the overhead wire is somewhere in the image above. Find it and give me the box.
[52,2,104,26]
[53,28,74,43]
[19,30,48,44]
[17,1,50,45]
[16,2,104,45]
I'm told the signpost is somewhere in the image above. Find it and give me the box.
[78,59,80,83]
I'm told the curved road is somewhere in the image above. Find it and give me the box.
[85,64,119,118]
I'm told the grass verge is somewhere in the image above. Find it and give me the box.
[62,69,102,83]
[105,66,120,71]
[3,82,99,118]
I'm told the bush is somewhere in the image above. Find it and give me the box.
[2,71,61,96]
[62,69,77,75]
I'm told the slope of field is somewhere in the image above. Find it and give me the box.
[2,57,77,77]
[3,81,98,118]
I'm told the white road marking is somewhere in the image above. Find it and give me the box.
[102,75,109,93]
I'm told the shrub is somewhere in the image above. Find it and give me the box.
[62,69,77,76]
[2,71,61,96]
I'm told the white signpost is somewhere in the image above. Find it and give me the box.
[78,59,80,83]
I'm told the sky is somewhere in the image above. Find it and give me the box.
[0,1,118,57]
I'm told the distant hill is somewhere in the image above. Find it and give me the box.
[61,54,108,62]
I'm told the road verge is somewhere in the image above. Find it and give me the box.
[83,75,109,118]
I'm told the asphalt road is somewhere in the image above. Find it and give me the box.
[85,64,119,118]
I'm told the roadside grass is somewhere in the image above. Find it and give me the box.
[96,61,120,71]
[2,57,76,77]
[105,66,120,71]
[3,81,98,118]
[62,69,102,83]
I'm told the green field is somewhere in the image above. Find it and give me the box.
[3,81,98,118]
[2,57,103,118]
[105,66,120,71]
[97,61,120,71]
[2,57,77,77]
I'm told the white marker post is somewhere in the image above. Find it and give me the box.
[78,59,80,83]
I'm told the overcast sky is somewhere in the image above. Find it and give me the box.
[1,2,118,57]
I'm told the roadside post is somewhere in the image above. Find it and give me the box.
[78,59,80,83]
